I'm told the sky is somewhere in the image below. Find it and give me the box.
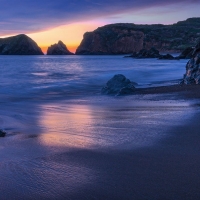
[0,0,199,53]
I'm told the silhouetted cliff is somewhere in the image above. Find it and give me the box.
[0,34,43,55]
[76,18,200,55]
[76,25,144,55]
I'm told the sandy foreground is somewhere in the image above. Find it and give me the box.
[1,84,200,199]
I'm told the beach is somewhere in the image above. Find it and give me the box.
[1,55,200,199]
[0,2,199,198]
[1,83,200,199]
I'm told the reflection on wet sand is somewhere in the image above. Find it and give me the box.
[0,96,198,199]
[38,98,194,150]
[39,104,95,148]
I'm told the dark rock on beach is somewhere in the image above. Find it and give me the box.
[47,41,74,55]
[0,130,6,137]
[0,34,43,55]
[101,74,136,95]
[182,40,200,84]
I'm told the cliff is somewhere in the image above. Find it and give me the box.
[76,18,200,55]
[76,25,144,55]
[47,41,74,55]
[0,34,43,55]
[182,40,200,84]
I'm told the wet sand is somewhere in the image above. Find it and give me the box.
[135,84,200,99]
[52,85,200,199]
[1,84,200,199]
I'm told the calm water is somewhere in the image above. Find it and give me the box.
[1,55,197,199]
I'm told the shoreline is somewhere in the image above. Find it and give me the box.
[133,84,200,100]
[1,82,200,199]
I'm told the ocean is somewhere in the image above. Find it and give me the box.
[0,55,187,99]
[0,55,196,199]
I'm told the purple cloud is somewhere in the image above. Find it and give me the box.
[0,0,199,35]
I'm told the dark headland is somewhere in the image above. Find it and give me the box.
[76,17,200,55]
[0,17,199,55]
[0,34,43,55]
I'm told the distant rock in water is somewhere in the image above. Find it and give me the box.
[47,41,74,55]
[101,74,137,95]
[182,41,200,84]
[177,47,194,59]
[130,47,160,58]
[129,48,178,60]
[0,129,6,137]
[0,34,43,55]
[158,54,176,60]
[76,24,144,55]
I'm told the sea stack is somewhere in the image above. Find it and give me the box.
[182,40,200,84]
[0,34,43,55]
[47,41,74,55]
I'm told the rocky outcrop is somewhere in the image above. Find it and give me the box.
[0,34,43,55]
[47,41,74,55]
[76,18,200,55]
[101,74,136,95]
[182,41,200,84]
[130,47,160,58]
[76,25,144,55]
[0,130,6,137]
[158,54,176,60]
[127,48,178,60]
[177,47,194,59]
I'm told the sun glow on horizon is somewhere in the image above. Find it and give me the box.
[1,2,199,55]
[27,21,105,54]
[39,103,95,148]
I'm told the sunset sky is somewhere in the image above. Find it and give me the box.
[1,0,199,53]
